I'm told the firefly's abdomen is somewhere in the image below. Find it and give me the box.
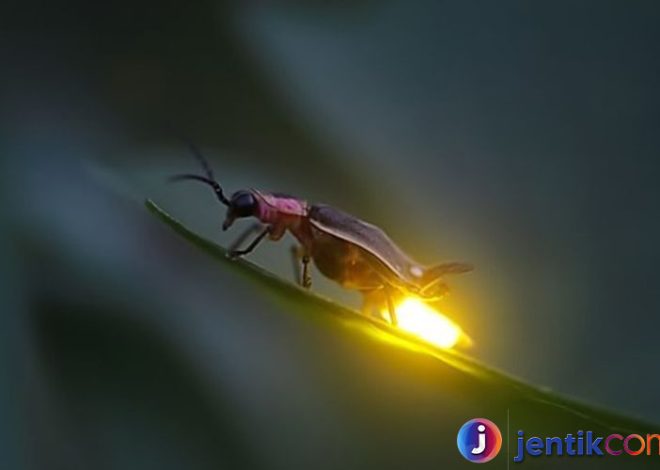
[310,228,384,291]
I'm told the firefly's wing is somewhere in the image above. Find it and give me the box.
[420,261,474,294]
[308,204,423,284]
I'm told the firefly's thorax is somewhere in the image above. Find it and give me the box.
[223,189,309,230]
[251,191,309,224]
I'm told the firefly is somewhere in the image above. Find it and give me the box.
[170,145,473,326]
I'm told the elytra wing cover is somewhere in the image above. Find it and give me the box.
[309,204,421,283]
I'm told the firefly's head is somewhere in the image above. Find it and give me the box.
[222,190,258,230]
[169,143,259,231]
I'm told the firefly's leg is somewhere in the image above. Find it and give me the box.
[228,222,264,253]
[361,288,392,323]
[301,254,311,288]
[290,245,312,288]
[228,226,270,258]
[384,285,397,326]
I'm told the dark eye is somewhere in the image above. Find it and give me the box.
[231,191,256,217]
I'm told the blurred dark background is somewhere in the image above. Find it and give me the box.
[2,1,659,469]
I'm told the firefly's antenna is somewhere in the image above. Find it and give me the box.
[169,140,230,206]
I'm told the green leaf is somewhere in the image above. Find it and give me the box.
[146,199,657,469]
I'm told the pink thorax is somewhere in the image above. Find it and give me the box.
[254,191,308,224]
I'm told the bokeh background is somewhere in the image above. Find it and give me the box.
[2,1,659,469]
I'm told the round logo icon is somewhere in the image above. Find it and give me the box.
[457,418,502,463]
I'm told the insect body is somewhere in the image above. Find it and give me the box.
[171,146,473,325]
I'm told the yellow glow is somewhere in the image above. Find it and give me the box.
[392,298,465,349]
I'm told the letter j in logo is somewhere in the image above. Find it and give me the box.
[457,418,503,463]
